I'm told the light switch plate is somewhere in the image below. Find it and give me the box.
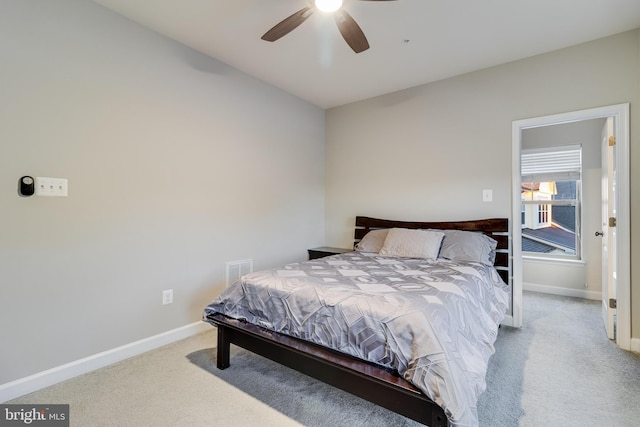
[482,189,493,202]
[35,177,68,197]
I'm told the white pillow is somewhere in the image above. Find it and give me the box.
[379,228,445,259]
[355,229,389,253]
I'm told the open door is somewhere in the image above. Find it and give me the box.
[600,117,616,339]
[513,104,629,348]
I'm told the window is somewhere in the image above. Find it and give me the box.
[521,146,582,258]
[537,204,549,225]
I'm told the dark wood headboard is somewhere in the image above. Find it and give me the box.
[354,216,511,285]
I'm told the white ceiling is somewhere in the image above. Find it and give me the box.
[93,0,640,109]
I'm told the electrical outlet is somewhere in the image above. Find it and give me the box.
[162,289,173,305]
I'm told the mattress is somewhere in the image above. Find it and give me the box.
[204,251,509,426]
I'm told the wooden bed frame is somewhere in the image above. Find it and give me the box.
[205,216,511,426]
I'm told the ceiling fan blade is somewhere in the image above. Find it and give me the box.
[261,7,314,42]
[334,10,369,53]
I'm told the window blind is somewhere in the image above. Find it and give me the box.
[521,145,582,182]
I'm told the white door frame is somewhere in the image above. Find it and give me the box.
[511,103,630,350]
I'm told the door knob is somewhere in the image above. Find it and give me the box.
[595,231,604,237]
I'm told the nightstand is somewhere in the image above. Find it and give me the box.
[307,246,353,260]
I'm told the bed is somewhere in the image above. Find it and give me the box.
[203,216,511,426]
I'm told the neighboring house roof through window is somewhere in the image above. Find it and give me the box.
[521,237,555,253]
[522,224,576,252]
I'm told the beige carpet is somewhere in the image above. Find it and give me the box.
[8,330,306,427]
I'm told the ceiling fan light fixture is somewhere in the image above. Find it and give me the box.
[315,0,343,13]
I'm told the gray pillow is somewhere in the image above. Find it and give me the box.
[355,229,389,253]
[437,229,497,266]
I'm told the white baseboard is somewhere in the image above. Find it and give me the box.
[631,338,640,354]
[523,282,601,300]
[0,321,211,403]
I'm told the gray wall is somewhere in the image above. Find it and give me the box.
[325,30,639,339]
[0,0,325,384]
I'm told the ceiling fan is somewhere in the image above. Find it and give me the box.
[261,0,397,53]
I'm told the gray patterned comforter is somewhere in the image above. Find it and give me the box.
[204,252,509,426]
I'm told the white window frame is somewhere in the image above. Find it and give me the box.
[521,145,582,260]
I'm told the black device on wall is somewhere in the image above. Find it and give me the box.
[19,176,35,197]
